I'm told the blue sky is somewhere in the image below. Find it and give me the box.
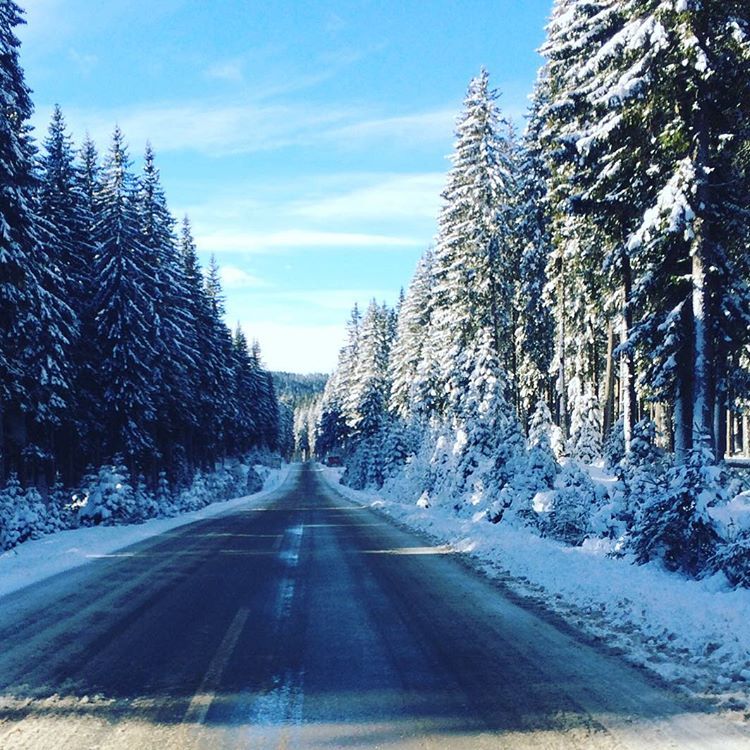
[18,0,552,373]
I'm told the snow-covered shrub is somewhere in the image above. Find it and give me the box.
[0,475,51,549]
[23,486,53,536]
[343,435,386,490]
[381,417,413,479]
[628,418,664,469]
[713,530,750,588]
[245,466,264,494]
[569,386,602,464]
[603,416,625,470]
[492,412,526,488]
[380,423,437,505]
[244,447,282,470]
[177,470,209,511]
[708,490,750,587]
[632,445,723,576]
[46,474,79,531]
[617,418,670,530]
[206,465,235,501]
[490,431,559,525]
[539,462,604,545]
[527,399,564,458]
[134,474,159,520]
[154,470,177,516]
[79,459,138,525]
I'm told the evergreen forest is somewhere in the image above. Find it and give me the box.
[309,2,750,586]
[0,1,287,547]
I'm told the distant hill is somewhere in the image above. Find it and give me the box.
[272,372,328,408]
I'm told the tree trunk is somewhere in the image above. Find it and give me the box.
[557,280,569,441]
[674,300,694,462]
[0,407,4,485]
[602,322,616,440]
[620,254,636,452]
[691,250,711,449]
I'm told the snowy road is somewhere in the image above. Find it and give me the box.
[0,463,747,749]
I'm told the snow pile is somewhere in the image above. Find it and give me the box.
[0,463,290,600]
[320,464,750,710]
[0,451,286,553]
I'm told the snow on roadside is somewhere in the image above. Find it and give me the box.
[0,464,291,601]
[318,464,750,714]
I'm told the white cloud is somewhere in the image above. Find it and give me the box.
[31,98,456,158]
[219,266,267,289]
[32,100,355,157]
[204,59,244,83]
[274,289,395,312]
[326,109,456,148]
[240,322,344,373]
[68,48,98,75]
[294,172,444,222]
[195,229,422,254]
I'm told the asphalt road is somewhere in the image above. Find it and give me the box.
[0,462,747,749]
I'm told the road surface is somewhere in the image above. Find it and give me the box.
[0,462,746,749]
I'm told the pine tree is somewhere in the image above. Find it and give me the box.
[389,247,435,421]
[0,0,45,480]
[429,69,520,419]
[347,300,393,441]
[93,127,159,466]
[35,105,92,480]
[316,304,361,455]
[137,145,198,473]
[538,0,622,446]
[515,83,555,422]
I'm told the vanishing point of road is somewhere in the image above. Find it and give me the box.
[0,463,747,749]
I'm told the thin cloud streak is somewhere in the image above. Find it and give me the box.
[219,265,268,290]
[294,172,445,222]
[31,99,457,158]
[196,229,423,254]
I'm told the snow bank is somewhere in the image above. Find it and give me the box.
[319,464,750,712]
[0,464,290,601]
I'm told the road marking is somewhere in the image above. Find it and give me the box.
[182,606,250,727]
[240,524,306,746]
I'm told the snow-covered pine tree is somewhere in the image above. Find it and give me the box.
[229,325,257,454]
[347,301,393,439]
[570,385,603,464]
[453,326,525,502]
[538,0,622,447]
[429,69,520,420]
[176,220,228,470]
[515,78,555,424]
[202,253,238,458]
[137,145,198,475]
[548,0,750,461]
[315,304,361,455]
[0,0,47,481]
[71,134,104,469]
[389,247,435,421]
[341,301,394,488]
[93,127,159,467]
[37,107,92,310]
[35,105,95,480]
[249,339,279,450]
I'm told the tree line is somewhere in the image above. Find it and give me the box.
[310,2,750,584]
[0,1,282,494]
